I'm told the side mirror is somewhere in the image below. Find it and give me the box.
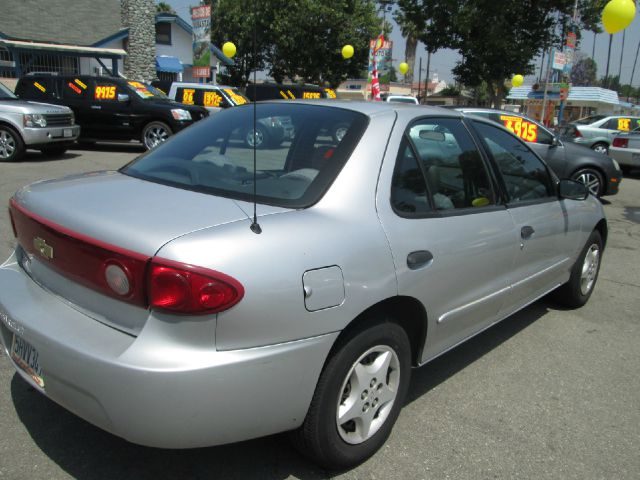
[558,179,588,200]
[552,135,561,147]
[117,93,130,103]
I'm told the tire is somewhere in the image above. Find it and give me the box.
[40,145,68,156]
[591,142,608,155]
[244,124,269,149]
[571,167,604,197]
[552,230,602,308]
[142,121,172,150]
[293,321,411,470]
[0,125,25,162]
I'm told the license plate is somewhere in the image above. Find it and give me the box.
[63,128,73,138]
[10,334,45,388]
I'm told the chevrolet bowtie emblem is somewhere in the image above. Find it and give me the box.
[33,237,54,260]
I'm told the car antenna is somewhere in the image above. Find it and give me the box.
[249,0,262,235]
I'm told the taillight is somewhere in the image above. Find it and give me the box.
[613,137,628,148]
[573,128,582,138]
[149,258,244,314]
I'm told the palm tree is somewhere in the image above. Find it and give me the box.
[393,8,419,85]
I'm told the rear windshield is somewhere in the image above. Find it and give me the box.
[122,103,368,208]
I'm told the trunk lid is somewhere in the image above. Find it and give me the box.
[9,170,281,334]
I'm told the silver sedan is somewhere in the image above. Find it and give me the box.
[0,101,606,469]
[610,126,640,173]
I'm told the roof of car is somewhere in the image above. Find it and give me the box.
[170,83,239,89]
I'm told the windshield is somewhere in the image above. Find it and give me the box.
[0,82,17,100]
[122,103,368,208]
[574,115,607,125]
[126,81,169,100]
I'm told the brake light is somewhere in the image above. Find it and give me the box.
[613,137,628,148]
[573,128,582,138]
[149,258,244,314]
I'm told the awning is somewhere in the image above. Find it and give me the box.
[0,39,126,56]
[156,55,183,73]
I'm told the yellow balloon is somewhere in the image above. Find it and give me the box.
[399,62,409,75]
[342,45,354,59]
[512,74,524,87]
[222,42,237,58]
[602,0,636,34]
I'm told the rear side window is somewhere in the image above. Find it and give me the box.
[472,121,554,203]
[61,77,92,99]
[392,117,496,213]
[604,118,633,131]
[122,103,368,208]
[16,78,57,101]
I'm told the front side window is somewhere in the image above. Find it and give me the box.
[473,121,554,204]
[62,77,91,99]
[122,104,368,208]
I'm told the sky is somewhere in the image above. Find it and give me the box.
[162,0,640,88]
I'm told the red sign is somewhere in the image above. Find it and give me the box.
[566,32,577,49]
[192,66,210,77]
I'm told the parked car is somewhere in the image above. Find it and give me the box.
[15,75,208,150]
[610,126,640,173]
[457,108,623,197]
[559,114,640,155]
[165,82,293,148]
[381,93,419,104]
[0,102,606,469]
[0,81,80,162]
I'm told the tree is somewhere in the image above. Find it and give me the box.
[156,1,176,14]
[570,54,598,86]
[400,0,605,107]
[211,0,380,88]
[393,6,420,85]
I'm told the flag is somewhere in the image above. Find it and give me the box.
[370,33,384,101]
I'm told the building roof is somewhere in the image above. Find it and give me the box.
[0,39,126,57]
[0,0,123,46]
[508,86,620,104]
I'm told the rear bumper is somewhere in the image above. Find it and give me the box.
[0,254,336,448]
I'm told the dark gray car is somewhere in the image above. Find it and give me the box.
[456,108,623,197]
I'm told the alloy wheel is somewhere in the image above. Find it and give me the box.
[580,243,600,296]
[0,130,16,159]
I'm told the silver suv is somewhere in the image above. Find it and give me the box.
[0,81,80,162]
[561,114,640,154]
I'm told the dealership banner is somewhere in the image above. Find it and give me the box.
[191,5,211,78]
[368,37,393,85]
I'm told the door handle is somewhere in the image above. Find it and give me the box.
[521,226,535,240]
[407,250,434,270]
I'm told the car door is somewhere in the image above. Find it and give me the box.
[90,79,137,140]
[377,116,519,362]
[470,120,581,316]
[59,77,95,136]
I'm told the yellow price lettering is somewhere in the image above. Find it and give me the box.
[525,123,538,142]
[34,82,46,93]
[95,86,116,100]
[203,91,222,107]
[182,89,195,105]
[617,118,630,131]
[302,92,321,99]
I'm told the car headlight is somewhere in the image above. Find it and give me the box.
[171,109,192,121]
[24,114,47,128]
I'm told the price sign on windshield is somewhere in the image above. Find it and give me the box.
[500,115,538,143]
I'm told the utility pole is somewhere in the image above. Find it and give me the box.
[618,29,626,80]
[417,56,422,102]
[424,50,431,100]
[629,35,640,102]
[604,34,613,88]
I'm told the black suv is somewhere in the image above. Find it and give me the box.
[15,75,208,149]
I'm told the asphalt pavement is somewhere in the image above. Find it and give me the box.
[0,145,639,480]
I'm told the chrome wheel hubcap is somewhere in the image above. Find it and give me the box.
[580,244,600,295]
[0,131,16,158]
[247,129,264,147]
[336,345,400,444]
[144,125,169,149]
[593,145,608,154]
[576,172,601,196]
